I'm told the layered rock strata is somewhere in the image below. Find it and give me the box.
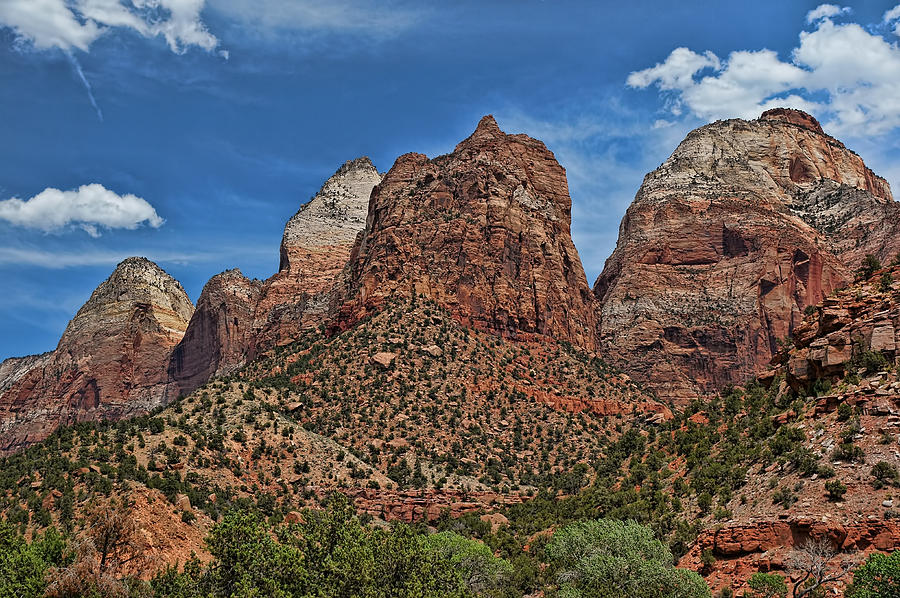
[0,258,193,452]
[595,108,900,403]
[166,158,381,399]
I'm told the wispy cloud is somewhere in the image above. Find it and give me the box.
[0,244,275,269]
[0,0,219,54]
[65,51,103,121]
[0,247,193,268]
[211,0,425,38]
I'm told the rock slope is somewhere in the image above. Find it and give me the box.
[679,264,900,594]
[595,108,900,403]
[333,115,599,350]
[166,158,381,399]
[0,258,193,452]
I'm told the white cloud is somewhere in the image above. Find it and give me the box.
[806,4,850,23]
[0,184,164,237]
[626,48,720,91]
[628,7,900,135]
[0,0,218,53]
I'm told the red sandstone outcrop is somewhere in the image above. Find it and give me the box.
[166,269,262,396]
[680,519,900,594]
[772,264,899,388]
[595,108,900,403]
[0,257,193,452]
[167,158,380,399]
[332,116,598,349]
[350,488,522,524]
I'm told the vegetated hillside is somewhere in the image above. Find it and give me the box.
[679,259,900,593]
[474,260,900,596]
[0,296,662,579]
[2,264,898,596]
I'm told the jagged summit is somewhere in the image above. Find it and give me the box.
[464,114,502,140]
[0,257,194,453]
[279,156,381,272]
[68,256,192,331]
[168,157,382,401]
[334,115,597,349]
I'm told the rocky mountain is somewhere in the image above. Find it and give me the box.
[0,257,193,453]
[595,108,900,403]
[332,116,599,350]
[166,158,381,399]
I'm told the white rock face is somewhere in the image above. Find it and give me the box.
[279,157,382,271]
[0,353,52,394]
[61,256,194,348]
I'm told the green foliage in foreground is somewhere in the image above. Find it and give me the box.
[0,522,68,598]
[0,495,714,598]
[846,551,900,598]
[154,494,501,598]
[544,519,710,598]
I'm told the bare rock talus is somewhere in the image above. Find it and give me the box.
[167,158,381,399]
[594,109,900,403]
[333,116,598,349]
[0,257,193,452]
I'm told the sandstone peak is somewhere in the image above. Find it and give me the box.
[169,157,381,401]
[69,256,193,335]
[336,156,377,175]
[474,114,501,134]
[113,255,161,271]
[455,114,504,151]
[333,115,598,349]
[759,107,825,135]
[279,156,381,272]
[0,259,194,452]
[595,109,900,403]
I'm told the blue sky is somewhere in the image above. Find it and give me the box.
[2,1,900,359]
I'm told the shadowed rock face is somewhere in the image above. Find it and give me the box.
[331,115,599,350]
[0,258,193,452]
[166,158,381,400]
[594,108,900,403]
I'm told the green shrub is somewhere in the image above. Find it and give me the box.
[837,403,853,422]
[825,479,847,501]
[0,522,68,598]
[847,551,900,597]
[860,255,882,280]
[545,519,711,598]
[851,350,889,375]
[748,572,787,597]
[872,461,900,489]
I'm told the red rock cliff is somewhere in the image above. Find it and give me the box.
[594,109,900,403]
[332,116,598,349]
[166,158,381,399]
